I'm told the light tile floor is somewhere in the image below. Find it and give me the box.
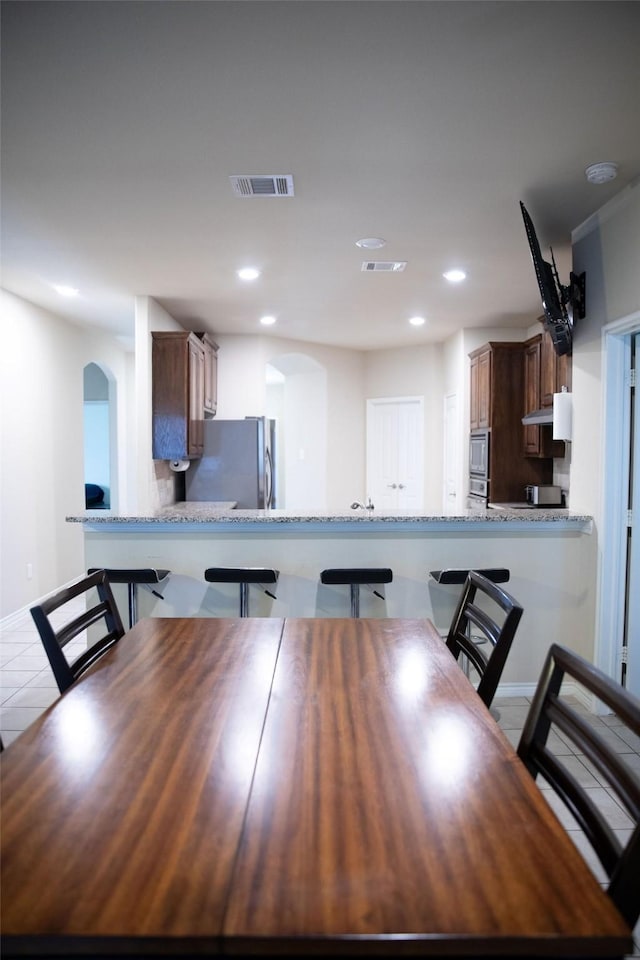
[1,615,639,955]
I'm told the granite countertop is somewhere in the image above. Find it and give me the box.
[67,502,591,524]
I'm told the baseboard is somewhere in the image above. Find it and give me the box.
[1,604,35,632]
[496,680,602,714]
[495,682,538,698]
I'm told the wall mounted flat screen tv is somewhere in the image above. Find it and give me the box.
[520,201,586,357]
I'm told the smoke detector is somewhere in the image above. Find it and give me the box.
[585,162,618,184]
[230,174,295,197]
[361,261,407,272]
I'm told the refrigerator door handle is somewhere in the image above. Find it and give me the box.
[265,446,273,508]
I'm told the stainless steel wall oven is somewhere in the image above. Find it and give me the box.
[468,429,490,508]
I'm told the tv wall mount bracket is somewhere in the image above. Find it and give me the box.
[550,247,586,322]
[564,269,586,320]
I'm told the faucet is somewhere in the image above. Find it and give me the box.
[350,498,375,510]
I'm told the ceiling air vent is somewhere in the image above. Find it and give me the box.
[361,261,407,272]
[229,175,295,197]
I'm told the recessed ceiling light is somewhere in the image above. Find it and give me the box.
[237,266,260,281]
[443,269,466,283]
[53,284,79,297]
[585,162,618,184]
[355,237,386,250]
[260,315,276,326]
[409,316,426,327]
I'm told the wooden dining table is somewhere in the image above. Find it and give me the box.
[0,617,632,959]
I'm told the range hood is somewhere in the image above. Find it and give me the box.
[521,408,554,426]
[522,392,573,439]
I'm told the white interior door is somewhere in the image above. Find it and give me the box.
[366,397,424,510]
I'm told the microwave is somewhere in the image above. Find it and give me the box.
[469,430,490,480]
[525,484,563,506]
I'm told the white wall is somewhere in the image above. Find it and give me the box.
[570,181,640,515]
[215,334,365,511]
[217,334,460,511]
[0,289,132,618]
[364,344,443,508]
[134,295,185,513]
[442,332,467,508]
[556,180,640,668]
[283,368,327,509]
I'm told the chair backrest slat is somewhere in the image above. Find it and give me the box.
[51,602,113,649]
[445,570,523,708]
[518,643,640,928]
[30,570,125,693]
[531,742,622,875]
[547,697,640,820]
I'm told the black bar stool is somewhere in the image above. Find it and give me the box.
[87,567,171,629]
[320,567,393,618]
[429,568,510,587]
[204,567,279,617]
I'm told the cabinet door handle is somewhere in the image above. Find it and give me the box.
[387,483,397,489]
[398,483,405,490]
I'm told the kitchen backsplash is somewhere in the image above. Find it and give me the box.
[152,460,179,509]
[553,451,571,507]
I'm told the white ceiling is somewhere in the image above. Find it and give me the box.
[2,1,639,352]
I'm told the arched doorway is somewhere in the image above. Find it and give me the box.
[265,353,327,510]
[83,362,117,510]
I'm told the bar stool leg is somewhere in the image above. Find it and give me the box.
[127,583,138,630]
[239,582,249,617]
[350,583,360,618]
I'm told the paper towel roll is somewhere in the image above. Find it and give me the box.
[169,459,190,472]
[553,391,572,441]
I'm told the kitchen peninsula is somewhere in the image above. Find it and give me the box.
[68,504,593,690]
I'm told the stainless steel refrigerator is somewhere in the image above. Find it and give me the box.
[184,417,276,508]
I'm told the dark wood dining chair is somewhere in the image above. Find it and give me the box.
[517,643,640,929]
[30,569,125,693]
[445,569,523,707]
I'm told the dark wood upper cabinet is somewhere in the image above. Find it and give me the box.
[555,344,572,395]
[152,331,205,460]
[540,328,556,409]
[523,335,543,456]
[523,325,571,459]
[469,341,558,501]
[469,348,492,430]
[196,332,219,418]
[468,342,551,501]
[540,324,572,407]
[469,352,479,430]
